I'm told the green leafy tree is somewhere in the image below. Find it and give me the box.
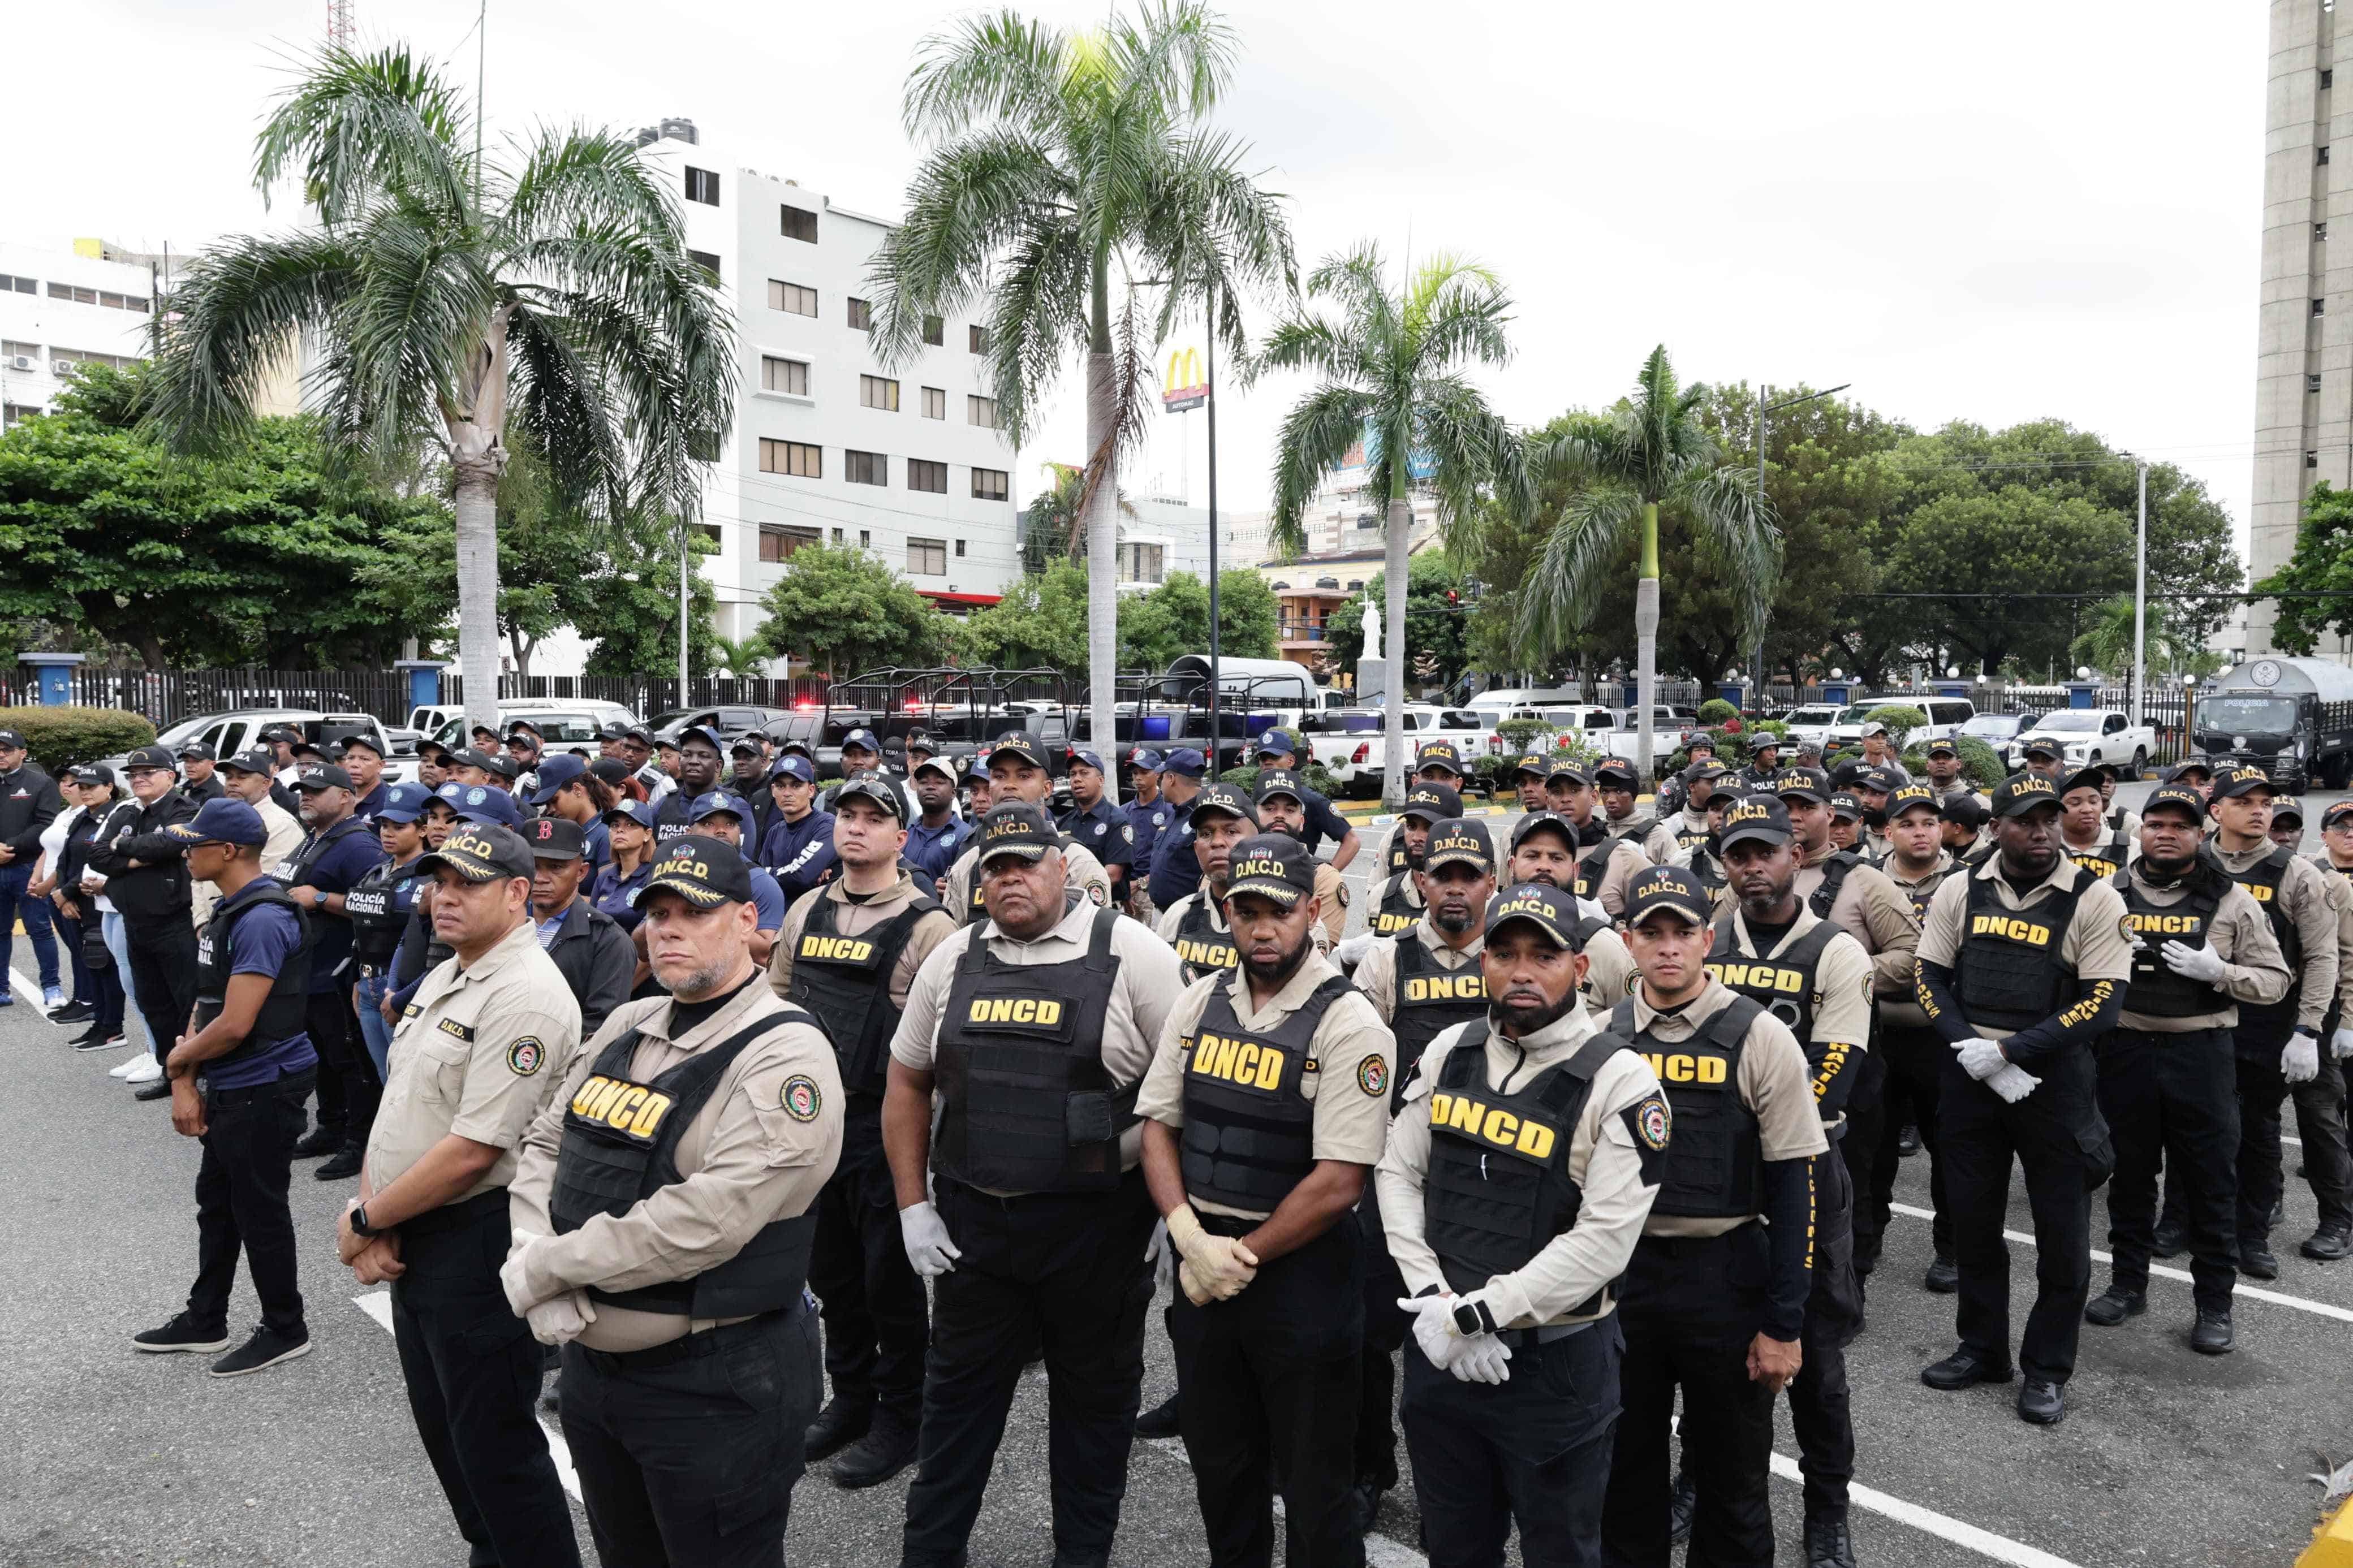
[869,2,1295,804]
[1116,569,1281,670]
[1323,555,1473,690]
[576,523,721,679]
[2066,592,2220,682]
[751,543,946,681]
[959,559,1093,671]
[1519,347,1773,780]
[1880,485,2124,675]
[2255,481,2353,655]
[143,44,734,729]
[1259,244,1516,804]
[1019,461,1138,576]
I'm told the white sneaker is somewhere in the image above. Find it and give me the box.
[108,1054,143,1078]
[122,1055,163,1085]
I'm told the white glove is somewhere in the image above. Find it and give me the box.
[2332,1028,2353,1062]
[1987,1062,2041,1104]
[1145,1219,1173,1294]
[2285,1031,2323,1086]
[1335,932,1375,967]
[1397,1294,1466,1370]
[2160,940,2229,985]
[1955,1038,2007,1081]
[1449,1334,1514,1385]
[1166,1206,1257,1301]
[498,1244,542,1316]
[525,1290,596,1346]
[898,1201,962,1278]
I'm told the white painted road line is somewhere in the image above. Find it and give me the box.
[353,1291,583,1501]
[1889,1203,2353,1323]
[1815,1466,2084,1568]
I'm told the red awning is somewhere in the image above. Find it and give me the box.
[921,590,1003,606]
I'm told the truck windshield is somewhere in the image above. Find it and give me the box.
[2201,696,2297,736]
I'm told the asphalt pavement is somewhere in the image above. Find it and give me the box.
[6,781,2350,1568]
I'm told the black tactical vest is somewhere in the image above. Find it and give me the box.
[933,905,1130,1194]
[346,856,424,968]
[1389,935,1489,1108]
[1372,873,1422,937]
[193,882,312,1068]
[1673,813,1713,854]
[1178,971,1354,1212]
[1706,916,1842,1043]
[1612,995,1768,1219]
[2065,835,2131,882]
[1954,872,2086,1033]
[1424,1020,1630,1302]
[1687,841,1727,899]
[274,815,372,955]
[2204,843,2304,1032]
[786,892,942,1097]
[652,789,701,843]
[960,832,1082,923]
[1573,836,1618,901]
[1805,850,1863,920]
[2114,865,2229,1020]
[550,1010,821,1317]
[1172,893,1241,983]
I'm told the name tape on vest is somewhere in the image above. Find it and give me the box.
[1429,1090,1559,1159]
[1187,1031,1290,1091]
[799,935,877,962]
[570,1075,676,1141]
[1403,972,1488,1004]
[1704,961,1807,995]
[1639,1050,1731,1085]
[966,996,1063,1026]
[1971,913,2052,946]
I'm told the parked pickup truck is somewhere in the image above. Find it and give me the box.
[1308,705,1505,797]
[2010,708,2157,778]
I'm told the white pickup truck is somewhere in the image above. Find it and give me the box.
[1305,705,1505,796]
[2010,707,2157,777]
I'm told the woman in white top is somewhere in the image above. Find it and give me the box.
[26,783,84,1018]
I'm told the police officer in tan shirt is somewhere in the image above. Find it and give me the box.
[938,736,1112,926]
[342,822,581,1568]
[1137,833,1394,1565]
[1505,811,1636,1016]
[768,773,954,1487]
[503,836,844,1568]
[1249,768,1351,947]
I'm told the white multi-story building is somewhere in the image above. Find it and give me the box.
[0,240,162,427]
[635,119,1022,649]
[1114,495,1268,590]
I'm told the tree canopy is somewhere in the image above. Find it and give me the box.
[751,543,947,681]
[2253,481,2353,656]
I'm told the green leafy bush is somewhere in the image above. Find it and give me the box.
[0,706,156,777]
[1699,698,1739,724]
[1496,718,1553,753]
[1217,761,1342,800]
[1861,705,1930,751]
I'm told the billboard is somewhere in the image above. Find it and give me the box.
[1332,418,1434,480]
[1162,345,1208,412]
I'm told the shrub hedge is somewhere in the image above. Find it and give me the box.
[0,706,157,777]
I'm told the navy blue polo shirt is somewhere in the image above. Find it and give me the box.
[1148,815,1204,908]
[1124,797,1174,882]
[591,862,651,932]
[1291,787,1354,857]
[1059,798,1135,874]
[761,809,838,903]
[299,822,389,992]
[200,877,318,1090]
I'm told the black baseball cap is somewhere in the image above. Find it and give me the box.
[1485,882,1584,950]
[2020,737,2062,760]
[1225,834,1317,908]
[0,729,26,750]
[1424,818,1496,874]
[1188,783,1258,828]
[1887,783,1938,820]
[987,734,1052,774]
[1828,792,1863,822]
[2165,759,2213,784]
[1939,792,1990,829]
[450,747,497,774]
[419,822,535,883]
[481,752,520,781]
[523,815,588,861]
[644,834,756,907]
[2322,799,2353,830]
[975,802,1060,869]
[729,733,764,757]
[2141,784,2208,826]
[176,740,217,762]
[588,757,634,788]
[291,763,354,792]
[1990,772,2062,818]
[2273,798,2306,825]
[1545,758,1590,788]
[1925,738,1959,758]
[123,745,178,773]
[1252,767,1309,806]
[2058,765,2109,799]
[338,731,385,759]
[1399,783,1464,823]
[1593,755,1640,788]
[1772,767,1832,805]
[1854,766,1897,795]
[1511,752,1552,780]
[68,762,115,787]
[1624,865,1713,928]
[1718,797,1794,852]
[1509,811,1578,854]
[220,747,275,777]
[259,725,301,745]
[1415,741,1466,777]
[2209,764,2275,801]
[598,721,632,742]
[835,770,906,820]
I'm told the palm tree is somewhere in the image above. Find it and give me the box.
[868,2,1294,803]
[1259,244,1517,806]
[2067,592,2217,687]
[143,45,734,731]
[1519,346,1775,781]
[712,633,770,678]
[1019,460,1139,576]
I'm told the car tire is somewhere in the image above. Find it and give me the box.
[2130,747,2145,780]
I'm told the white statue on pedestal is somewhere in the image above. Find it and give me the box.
[1360,595,1381,658]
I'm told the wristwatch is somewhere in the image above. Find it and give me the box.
[1451,1297,1497,1338]
[350,1203,377,1238]
[313,889,330,908]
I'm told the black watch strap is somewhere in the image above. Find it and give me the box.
[1451,1297,1497,1337]
[351,1203,376,1238]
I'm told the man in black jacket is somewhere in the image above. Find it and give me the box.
[522,817,633,1042]
[83,745,199,1098]
[0,727,63,1009]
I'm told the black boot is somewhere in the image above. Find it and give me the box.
[804,1396,872,1462]
[1805,1514,1858,1568]
[291,1123,343,1160]
[2149,1218,2186,1259]
[831,1411,919,1489]
[1134,1391,1181,1439]
[314,1142,365,1181]
[1669,1468,1697,1544]
[1923,1249,1959,1294]
[1897,1124,1921,1157]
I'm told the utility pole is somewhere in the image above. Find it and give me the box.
[1206,327,1221,770]
[2132,456,2148,727]
[679,523,691,709]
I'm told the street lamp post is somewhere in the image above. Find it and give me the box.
[1751,382,1851,701]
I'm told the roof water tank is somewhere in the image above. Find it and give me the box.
[660,118,699,145]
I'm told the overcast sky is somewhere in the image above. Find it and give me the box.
[20,1,2266,553]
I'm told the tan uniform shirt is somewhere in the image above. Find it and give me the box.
[892,894,1186,1181]
[1581,923,1637,1018]
[2115,867,2289,1033]
[507,977,843,1352]
[1136,952,1395,1222]
[1156,888,1332,966]
[1608,813,1679,866]
[367,918,584,1206]
[1914,856,2135,1042]
[1587,833,1652,918]
[1713,907,1874,1129]
[2211,839,2339,1034]
[1878,852,1962,1027]
[2317,857,2353,1021]
[768,872,957,1019]
[1377,1005,1667,1326]
[940,839,1113,928]
[1627,979,1828,1238]
[1795,845,1920,999]
[1353,918,1480,1022]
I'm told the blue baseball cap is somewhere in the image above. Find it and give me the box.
[1128,749,1165,773]
[1067,749,1107,774]
[451,783,524,829]
[167,797,268,847]
[676,724,727,754]
[602,798,657,830]
[529,753,589,805]
[841,728,881,754]
[1253,728,1300,760]
[769,754,816,784]
[373,781,431,823]
[689,789,751,824]
[1162,748,1206,779]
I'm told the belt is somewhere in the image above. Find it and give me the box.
[200,1064,318,1106]
[938,1171,1141,1210]
[399,1187,510,1237]
[575,1307,794,1373]
[1493,1319,1594,1348]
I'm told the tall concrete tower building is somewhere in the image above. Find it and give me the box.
[2253,1,2353,653]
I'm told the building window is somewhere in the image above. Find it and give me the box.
[2313,373,2326,394]
[2,404,41,429]
[860,530,870,547]
[923,314,944,347]
[0,275,35,295]
[921,386,946,420]
[2,340,40,363]
[1118,542,1165,584]
[860,374,899,411]
[2322,223,2333,241]
[2311,450,2322,469]
[833,528,846,544]
[2328,68,2338,88]
[49,282,100,305]
[972,466,1009,502]
[969,323,990,355]
[685,166,719,205]
[759,524,821,563]
[781,205,818,243]
[688,249,721,280]
[770,280,816,316]
[907,537,948,575]
[846,449,887,486]
[967,394,1001,429]
[51,348,136,372]
[908,459,948,493]
[2324,146,2334,166]
[695,523,722,547]
[847,297,873,331]
[760,438,821,478]
[954,538,967,558]
[2317,299,2329,317]
[761,356,809,395]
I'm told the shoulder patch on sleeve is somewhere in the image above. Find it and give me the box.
[1619,1094,1673,1185]
[781,1074,822,1122]
[1357,1055,1389,1098]
[506,1037,545,1076]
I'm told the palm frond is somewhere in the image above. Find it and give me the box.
[903,8,1070,143]
[980,221,1092,447]
[141,230,357,452]
[1269,384,1374,556]
[868,128,1070,366]
[1106,0,1239,124]
[498,126,685,258]
[1406,261,1513,377]
[1673,462,1780,643]
[253,44,471,223]
[1518,485,1644,653]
